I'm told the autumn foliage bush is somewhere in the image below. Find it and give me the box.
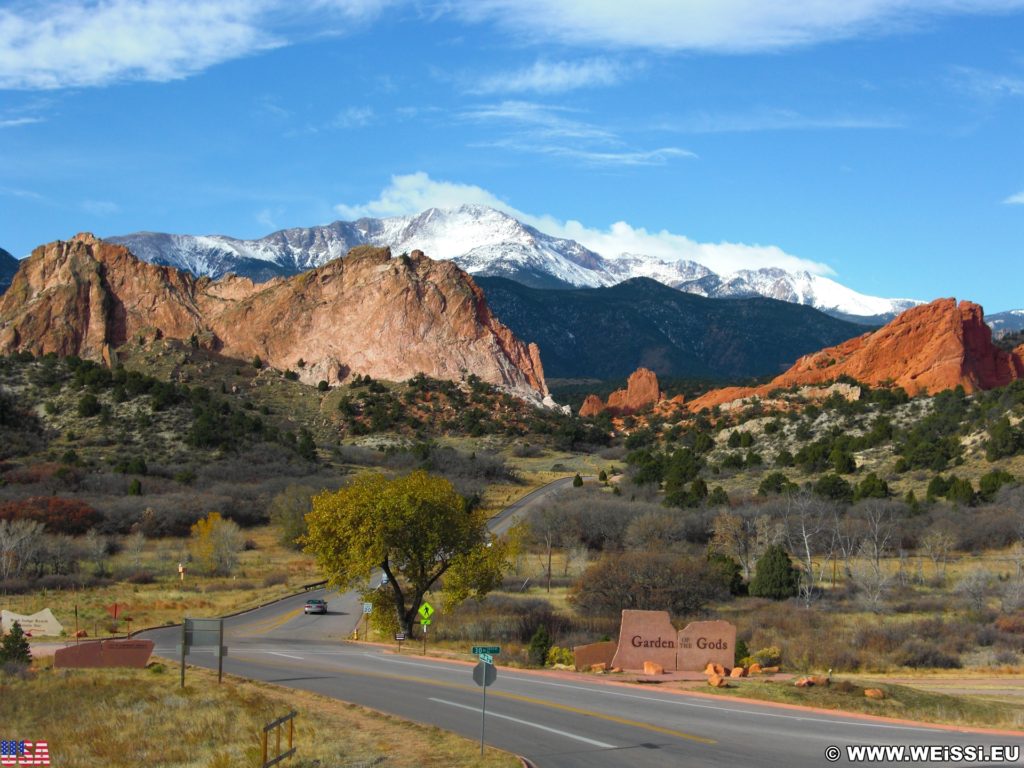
[0,496,100,534]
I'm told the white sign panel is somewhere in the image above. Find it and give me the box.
[2,608,64,636]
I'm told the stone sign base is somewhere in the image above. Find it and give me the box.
[53,639,154,669]
[605,610,738,673]
[572,640,616,671]
[610,610,678,672]
[677,620,736,672]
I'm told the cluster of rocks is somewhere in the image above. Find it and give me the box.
[705,661,777,687]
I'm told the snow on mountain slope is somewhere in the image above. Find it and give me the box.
[987,309,1024,336]
[107,205,919,318]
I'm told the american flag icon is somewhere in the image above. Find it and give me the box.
[0,741,50,766]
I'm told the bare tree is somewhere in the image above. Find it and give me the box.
[920,527,956,578]
[84,529,109,576]
[125,530,146,568]
[849,541,891,612]
[956,568,994,613]
[0,519,43,581]
[853,500,898,570]
[784,491,833,608]
[711,509,781,580]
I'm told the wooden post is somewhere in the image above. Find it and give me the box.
[217,618,224,684]
[288,717,294,758]
[261,731,267,765]
[180,621,186,688]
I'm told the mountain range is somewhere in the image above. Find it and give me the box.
[474,276,867,380]
[106,205,920,323]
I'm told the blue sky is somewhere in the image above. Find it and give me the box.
[1,1,1023,310]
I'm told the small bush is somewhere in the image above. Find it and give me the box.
[546,646,574,667]
[262,571,289,587]
[895,640,961,669]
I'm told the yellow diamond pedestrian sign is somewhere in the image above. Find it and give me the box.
[418,602,434,620]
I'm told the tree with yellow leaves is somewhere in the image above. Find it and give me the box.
[303,471,515,635]
[190,512,244,576]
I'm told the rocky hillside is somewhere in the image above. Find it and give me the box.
[0,234,550,402]
[689,298,1024,411]
[475,276,866,380]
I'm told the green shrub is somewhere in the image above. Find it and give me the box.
[0,621,32,665]
[528,626,552,667]
[77,393,101,417]
[752,645,782,667]
[572,473,583,488]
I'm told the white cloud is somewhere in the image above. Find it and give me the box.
[0,0,392,90]
[657,108,905,133]
[470,57,628,94]
[1004,192,1024,205]
[462,100,694,166]
[82,199,120,215]
[334,171,833,275]
[454,1,1024,52]
[0,116,43,128]
[331,106,375,128]
[335,172,513,219]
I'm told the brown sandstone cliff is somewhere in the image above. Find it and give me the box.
[688,298,1024,412]
[0,235,549,398]
[578,367,665,416]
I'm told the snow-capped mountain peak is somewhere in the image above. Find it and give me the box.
[106,205,919,319]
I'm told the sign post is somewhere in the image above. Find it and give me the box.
[361,602,372,641]
[472,657,497,756]
[395,631,405,653]
[418,602,434,656]
[179,617,228,687]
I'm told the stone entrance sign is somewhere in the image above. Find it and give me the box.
[53,639,154,669]
[676,620,736,671]
[572,640,616,671]
[1,608,64,636]
[610,610,677,672]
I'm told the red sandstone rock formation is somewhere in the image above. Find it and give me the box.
[688,298,1024,412]
[579,367,665,416]
[0,234,549,398]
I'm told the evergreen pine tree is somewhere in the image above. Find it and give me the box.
[748,545,799,600]
[0,621,32,666]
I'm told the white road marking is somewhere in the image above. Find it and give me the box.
[428,698,616,749]
[267,651,304,660]
[369,653,951,735]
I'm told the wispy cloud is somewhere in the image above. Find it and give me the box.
[453,1,1024,52]
[469,57,629,94]
[0,116,43,128]
[462,100,693,167]
[657,108,905,133]
[82,199,119,215]
[0,0,392,91]
[476,138,693,166]
[1004,192,1024,205]
[334,171,834,276]
[331,106,375,128]
[949,65,1024,100]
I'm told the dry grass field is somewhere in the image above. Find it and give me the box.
[0,660,519,768]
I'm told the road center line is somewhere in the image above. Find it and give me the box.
[428,698,616,749]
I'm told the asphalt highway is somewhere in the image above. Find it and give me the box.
[140,478,1024,767]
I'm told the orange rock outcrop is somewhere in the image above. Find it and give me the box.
[579,367,665,416]
[688,298,1024,412]
[0,234,549,398]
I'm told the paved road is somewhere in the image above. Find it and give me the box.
[141,478,1024,767]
